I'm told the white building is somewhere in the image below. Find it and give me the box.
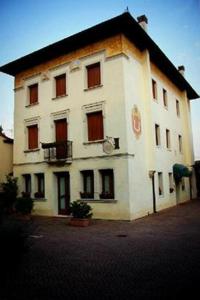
[0,12,198,220]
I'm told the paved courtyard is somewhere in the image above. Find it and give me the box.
[1,200,200,300]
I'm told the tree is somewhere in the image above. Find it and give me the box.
[0,125,3,134]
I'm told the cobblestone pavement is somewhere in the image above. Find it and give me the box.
[1,200,200,300]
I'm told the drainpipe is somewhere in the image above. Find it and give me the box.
[149,170,156,213]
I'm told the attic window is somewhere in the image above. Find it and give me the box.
[29,84,38,104]
[87,62,101,88]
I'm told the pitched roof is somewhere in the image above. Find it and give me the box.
[0,12,198,99]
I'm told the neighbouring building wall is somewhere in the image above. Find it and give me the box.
[0,135,13,183]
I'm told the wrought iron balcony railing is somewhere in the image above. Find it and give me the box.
[41,141,72,163]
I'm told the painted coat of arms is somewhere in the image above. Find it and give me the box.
[132,105,141,138]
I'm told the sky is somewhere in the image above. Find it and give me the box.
[0,0,200,158]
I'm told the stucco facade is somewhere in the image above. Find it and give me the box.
[0,12,198,219]
[0,133,13,183]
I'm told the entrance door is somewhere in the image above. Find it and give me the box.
[55,119,67,159]
[57,173,70,215]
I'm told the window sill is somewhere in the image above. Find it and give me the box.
[84,84,103,91]
[33,198,46,201]
[24,148,40,153]
[79,199,117,203]
[52,94,68,100]
[83,139,105,145]
[25,102,39,108]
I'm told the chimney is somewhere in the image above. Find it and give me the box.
[137,15,148,32]
[178,65,185,76]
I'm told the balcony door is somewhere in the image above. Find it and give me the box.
[57,172,70,215]
[55,119,67,159]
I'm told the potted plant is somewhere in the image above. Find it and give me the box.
[80,191,93,199]
[99,192,113,199]
[69,200,93,227]
[34,191,44,199]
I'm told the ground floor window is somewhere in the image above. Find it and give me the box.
[80,170,94,199]
[99,169,114,199]
[35,173,45,198]
[169,173,174,193]
[22,174,31,197]
[158,172,163,196]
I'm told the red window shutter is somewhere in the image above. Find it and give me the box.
[87,63,100,88]
[28,125,38,149]
[87,111,103,141]
[56,74,66,97]
[55,119,68,142]
[29,84,38,104]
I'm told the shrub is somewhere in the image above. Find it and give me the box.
[70,200,93,219]
[15,197,34,215]
[1,175,18,212]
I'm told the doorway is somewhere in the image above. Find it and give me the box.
[55,119,68,159]
[56,172,70,215]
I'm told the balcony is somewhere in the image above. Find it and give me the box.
[42,141,72,165]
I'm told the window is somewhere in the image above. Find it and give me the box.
[23,174,31,196]
[155,124,161,146]
[163,89,168,107]
[176,100,180,116]
[169,173,174,193]
[80,170,94,199]
[55,118,68,159]
[35,173,45,198]
[87,62,101,88]
[166,129,171,149]
[87,111,104,141]
[29,83,38,104]
[178,135,182,153]
[28,125,38,149]
[55,74,66,97]
[152,79,157,100]
[158,172,163,196]
[100,169,114,199]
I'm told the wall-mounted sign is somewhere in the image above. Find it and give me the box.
[132,105,141,138]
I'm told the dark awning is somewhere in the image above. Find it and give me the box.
[173,164,192,182]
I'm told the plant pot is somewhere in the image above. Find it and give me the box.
[69,217,90,227]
